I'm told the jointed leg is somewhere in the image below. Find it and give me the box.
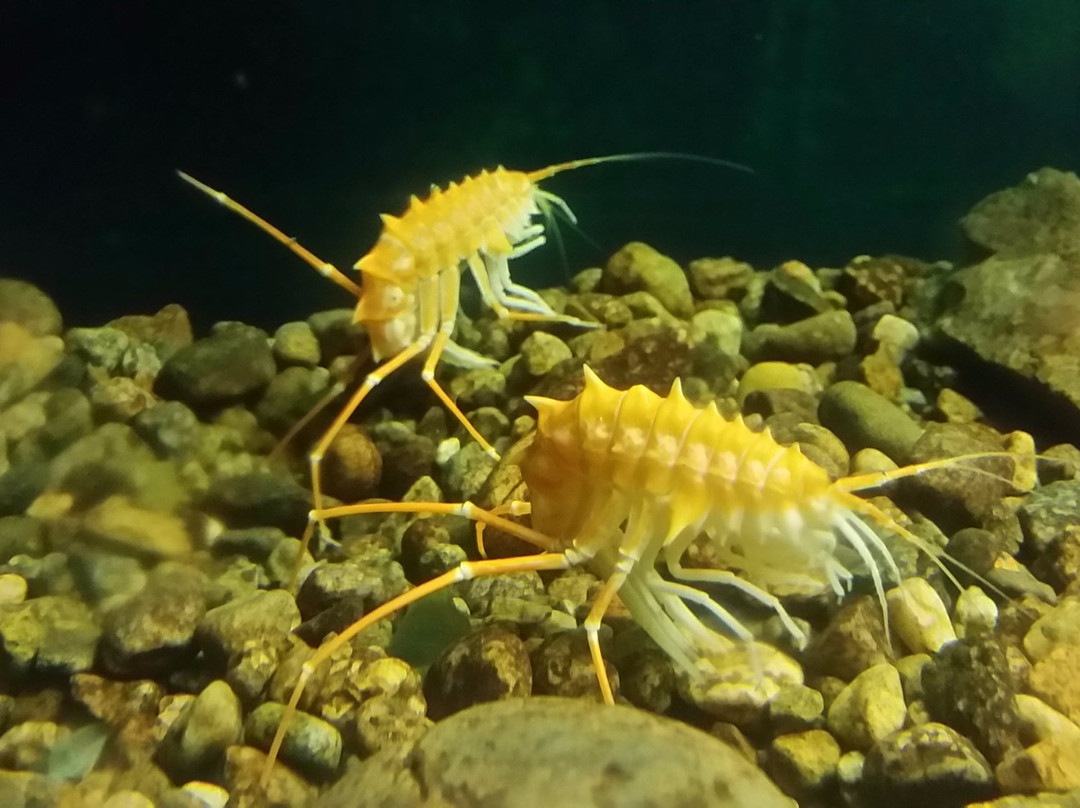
[261,550,572,786]
[664,556,807,645]
[424,273,500,459]
[291,339,431,589]
[421,328,499,459]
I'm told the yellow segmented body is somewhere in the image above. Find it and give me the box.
[355,167,544,360]
[258,364,1025,785]
[522,367,901,671]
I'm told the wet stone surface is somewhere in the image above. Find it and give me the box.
[316,697,792,808]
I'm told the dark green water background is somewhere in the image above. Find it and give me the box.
[3,1,1078,331]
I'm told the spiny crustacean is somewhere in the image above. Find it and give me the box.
[177,152,750,586]
[257,364,1034,784]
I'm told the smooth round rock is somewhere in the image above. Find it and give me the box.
[315,697,790,808]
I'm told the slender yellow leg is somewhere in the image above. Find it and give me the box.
[475,500,532,558]
[290,340,431,590]
[260,499,571,786]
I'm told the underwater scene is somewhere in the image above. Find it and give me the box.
[4,3,1080,808]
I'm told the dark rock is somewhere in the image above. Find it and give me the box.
[901,421,1021,534]
[99,564,208,677]
[245,702,342,783]
[922,637,1021,764]
[937,252,1080,415]
[819,381,923,463]
[531,631,618,700]
[758,260,834,324]
[200,471,311,536]
[859,722,995,808]
[424,626,532,720]
[1018,479,1080,591]
[803,595,894,681]
[156,323,276,406]
[196,589,300,704]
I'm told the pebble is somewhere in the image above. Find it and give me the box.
[894,653,931,702]
[196,589,301,704]
[995,694,1080,793]
[99,564,208,677]
[0,594,101,677]
[446,367,506,412]
[826,663,906,751]
[519,331,572,376]
[423,625,531,720]
[223,744,315,808]
[80,495,196,560]
[245,702,342,782]
[601,242,694,318]
[0,322,64,409]
[954,586,999,638]
[887,577,956,654]
[321,423,382,502]
[0,720,69,770]
[759,260,833,323]
[937,387,984,423]
[736,361,819,404]
[743,309,857,364]
[689,307,742,357]
[131,400,202,458]
[766,729,840,800]
[107,303,193,360]
[1023,596,1080,661]
[296,551,408,622]
[317,697,791,808]
[859,722,995,808]
[157,680,242,781]
[768,684,825,734]
[253,364,334,434]
[0,573,27,604]
[921,637,1020,763]
[370,423,437,498]
[156,323,276,405]
[679,642,803,729]
[70,674,162,759]
[968,795,1080,808]
[199,471,312,537]
[1027,644,1080,726]
[818,380,923,462]
[272,321,321,367]
[903,422,1025,531]
[103,792,155,808]
[66,326,131,372]
[0,279,63,337]
[532,631,617,701]
[0,516,46,560]
[687,256,755,301]
[171,782,229,808]
[803,595,894,681]
[89,375,156,422]
[617,646,675,714]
